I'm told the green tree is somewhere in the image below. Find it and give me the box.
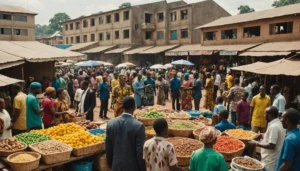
[272,0,300,7]
[119,2,131,9]
[238,5,255,14]
[35,24,49,37]
[48,13,70,34]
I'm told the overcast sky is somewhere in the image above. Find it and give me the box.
[1,0,275,25]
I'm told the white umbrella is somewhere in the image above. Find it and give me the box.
[171,59,194,66]
[164,63,173,68]
[75,61,85,66]
[104,62,114,66]
[150,64,167,70]
[116,62,136,68]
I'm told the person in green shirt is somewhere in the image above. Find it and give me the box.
[190,126,228,171]
[26,82,44,130]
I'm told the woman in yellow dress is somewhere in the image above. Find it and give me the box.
[205,73,214,110]
[54,88,72,124]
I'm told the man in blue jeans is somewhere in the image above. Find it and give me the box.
[98,76,110,119]
[170,73,181,111]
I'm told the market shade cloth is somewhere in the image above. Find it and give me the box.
[247,41,300,52]
[139,45,179,54]
[116,62,136,68]
[231,62,267,72]
[82,45,116,54]
[0,50,24,70]
[67,42,98,51]
[164,63,173,68]
[55,62,72,67]
[171,59,194,66]
[103,62,113,66]
[124,46,153,55]
[150,64,167,70]
[196,3,300,29]
[105,47,131,54]
[0,41,84,62]
[0,74,24,87]
[239,52,291,57]
[75,60,103,67]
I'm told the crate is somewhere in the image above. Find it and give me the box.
[72,160,93,171]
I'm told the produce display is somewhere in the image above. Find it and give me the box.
[213,136,244,152]
[76,120,98,130]
[31,123,85,138]
[194,128,221,137]
[193,115,212,126]
[10,153,37,162]
[233,158,263,169]
[30,140,71,154]
[133,109,145,116]
[15,133,50,145]
[226,129,257,140]
[144,105,174,113]
[166,111,191,119]
[167,138,203,156]
[145,127,155,135]
[169,121,198,130]
[0,138,26,151]
[140,110,165,119]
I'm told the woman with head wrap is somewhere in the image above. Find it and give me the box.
[205,73,215,110]
[54,88,73,124]
[189,126,228,171]
[181,73,193,110]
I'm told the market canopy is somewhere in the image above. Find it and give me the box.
[171,59,194,66]
[82,45,116,54]
[247,41,300,52]
[67,42,99,51]
[239,52,291,57]
[231,62,268,72]
[150,64,167,70]
[139,45,179,54]
[0,51,24,70]
[105,47,131,54]
[123,46,154,55]
[0,74,24,87]
[116,62,136,68]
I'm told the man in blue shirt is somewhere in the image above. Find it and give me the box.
[276,108,300,171]
[193,72,202,111]
[215,110,235,132]
[170,73,181,111]
[98,76,110,119]
[132,74,145,108]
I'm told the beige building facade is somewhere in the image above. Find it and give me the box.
[0,4,36,41]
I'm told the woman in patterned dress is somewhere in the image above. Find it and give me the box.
[181,73,193,110]
[54,88,72,124]
[144,72,156,106]
[205,73,215,110]
[156,76,168,105]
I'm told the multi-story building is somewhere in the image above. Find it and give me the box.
[0,4,36,41]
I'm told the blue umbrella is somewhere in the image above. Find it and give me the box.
[76,60,103,67]
[171,59,194,66]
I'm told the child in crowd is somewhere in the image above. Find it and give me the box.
[212,96,226,125]
[215,110,236,132]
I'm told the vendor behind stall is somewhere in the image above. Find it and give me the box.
[0,98,12,139]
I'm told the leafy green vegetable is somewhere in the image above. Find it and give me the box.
[140,110,165,118]
[169,121,198,130]
[15,133,51,145]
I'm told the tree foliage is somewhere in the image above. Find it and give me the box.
[238,5,255,14]
[119,2,131,9]
[35,24,49,37]
[272,0,300,7]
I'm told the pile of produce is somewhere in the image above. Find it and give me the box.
[226,129,257,140]
[140,110,165,119]
[169,121,198,130]
[167,138,203,156]
[166,111,191,119]
[145,127,155,135]
[30,140,71,154]
[0,138,26,151]
[76,120,98,130]
[15,133,50,145]
[54,131,104,148]
[133,109,145,116]
[193,115,212,126]
[144,105,174,113]
[213,136,244,153]
[233,158,263,169]
[31,123,85,138]
[10,153,37,162]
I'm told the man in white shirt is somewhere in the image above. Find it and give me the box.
[249,106,285,171]
[270,84,286,117]
[244,79,253,101]
[214,70,221,101]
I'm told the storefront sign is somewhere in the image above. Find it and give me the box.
[189,50,213,56]
[219,50,238,56]
[165,51,188,56]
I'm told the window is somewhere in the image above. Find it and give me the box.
[106,32,111,40]
[0,28,12,35]
[244,26,260,38]
[123,29,129,39]
[145,31,152,40]
[71,37,74,44]
[13,29,28,36]
[99,17,104,24]
[91,34,95,41]
[114,13,120,22]
[0,14,12,20]
[115,31,119,39]
[106,15,111,23]
[157,31,164,40]
[83,35,87,42]
[76,22,80,29]
[65,24,68,31]
[157,13,164,22]
[203,31,217,41]
[13,15,27,22]
[170,12,176,21]
[66,37,69,44]
[221,29,237,39]
[99,33,103,41]
[180,10,188,20]
[145,13,152,23]
[181,29,188,39]
[123,11,130,20]
[70,23,74,30]
[90,18,95,26]
[170,30,177,40]
[76,36,80,43]
[270,22,293,35]
[83,20,88,28]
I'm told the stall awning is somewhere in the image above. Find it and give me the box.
[248,41,300,52]
[105,47,131,54]
[0,51,24,69]
[0,41,84,62]
[239,52,291,57]
[139,45,179,54]
[166,44,200,56]
[124,46,153,55]
[67,42,99,51]
[231,62,268,72]
[82,45,116,54]
[0,74,24,87]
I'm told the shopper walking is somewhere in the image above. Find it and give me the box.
[193,72,202,111]
[228,78,245,125]
[98,76,110,119]
[170,73,181,111]
[26,82,43,130]
[78,81,96,121]
[181,73,193,110]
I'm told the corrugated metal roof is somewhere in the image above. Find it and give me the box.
[67,42,99,51]
[0,74,24,87]
[239,51,291,57]
[196,3,300,29]
[105,47,131,54]
[0,51,23,63]
[124,46,154,55]
[0,4,37,15]
[139,45,179,54]
[82,45,116,54]
[0,61,24,70]
[248,41,300,52]
[168,43,258,52]
[231,62,268,72]
[253,59,300,76]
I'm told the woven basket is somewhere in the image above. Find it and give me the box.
[193,128,221,140]
[72,142,105,156]
[217,141,245,161]
[7,152,41,171]
[29,140,73,165]
[138,117,157,126]
[145,126,156,140]
[224,130,257,144]
[0,142,27,157]
[168,128,196,138]
[70,116,86,123]
[232,156,264,171]
[100,154,111,171]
